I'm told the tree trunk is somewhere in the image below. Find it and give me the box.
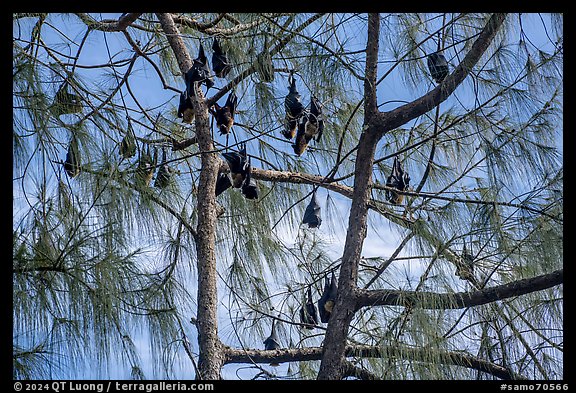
[156,13,224,380]
[317,12,507,380]
[193,100,225,379]
[317,13,381,379]
[317,130,379,379]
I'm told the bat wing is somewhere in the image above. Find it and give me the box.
[215,173,232,196]
[292,118,310,156]
[427,52,449,83]
[64,138,81,178]
[226,93,238,115]
[241,161,258,199]
[317,276,331,323]
[221,151,244,173]
[302,192,321,228]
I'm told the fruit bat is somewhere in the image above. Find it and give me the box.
[385,157,410,205]
[135,145,157,187]
[177,91,194,124]
[221,143,248,188]
[455,240,475,281]
[240,158,258,200]
[299,287,318,329]
[263,320,281,367]
[215,173,232,197]
[303,96,324,143]
[292,117,310,156]
[211,37,231,78]
[54,82,82,116]
[427,52,449,83]
[119,122,137,159]
[64,137,81,178]
[210,93,237,135]
[318,272,338,323]
[154,149,173,189]
[302,191,322,228]
[185,43,214,95]
[282,74,305,139]
[256,34,274,83]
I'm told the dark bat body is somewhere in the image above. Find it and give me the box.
[299,287,319,329]
[302,192,322,228]
[210,93,237,135]
[263,321,281,366]
[222,144,248,188]
[427,52,449,83]
[292,118,310,156]
[256,36,274,83]
[240,160,258,200]
[185,44,214,94]
[54,82,82,116]
[135,146,157,187]
[177,91,194,124]
[221,144,257,199]
[120,125,137,159]
[211,38,231,78]
[283,75,305,139]
[215,173,232,197]
[385,157,410,205]
[318,273,338,323]
[303,97,324,143]
[154,150,173,189]
[64,137,81,178]
[456,241,475,281]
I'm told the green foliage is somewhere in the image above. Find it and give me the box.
[13,13,562,380]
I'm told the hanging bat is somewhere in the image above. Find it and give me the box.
[215,173,232,197]
[303,96,324,143]
[318,272,338,323]
[455,240,475,281]
[135,145,157,187]
[177,91,194,124]
[292,117,310,156]
[64,137,81,178]
[154,149,173,189]
[302,191,322,228]
[54,82,82,116]
[385,156,410,205]
[427,52,449,83]
[263,320,281,367]
[119,124,137,159]
[185,43,214,95]
[221,143,248,188]
[211,37,231,78]
[292,97,324,156]
[210,93,238,135]
[299,287,319,329]
[256,34,274,83]
[282,74,305,139]
[240,158,258,200]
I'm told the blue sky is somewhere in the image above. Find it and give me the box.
[13,13,562,380]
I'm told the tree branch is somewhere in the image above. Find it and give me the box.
[171,13,264,36]
[207,13,326,107]
[373,13,507,137]
[225,344,526,380]
[74,13,143,32]
[356,269,563,310]
[156,12,223,380]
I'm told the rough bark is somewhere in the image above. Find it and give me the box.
[356,269,563,310]
[225,344,525,380]
[317,13,508,380]
[317,13,382,380]
[156,13,224,380]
